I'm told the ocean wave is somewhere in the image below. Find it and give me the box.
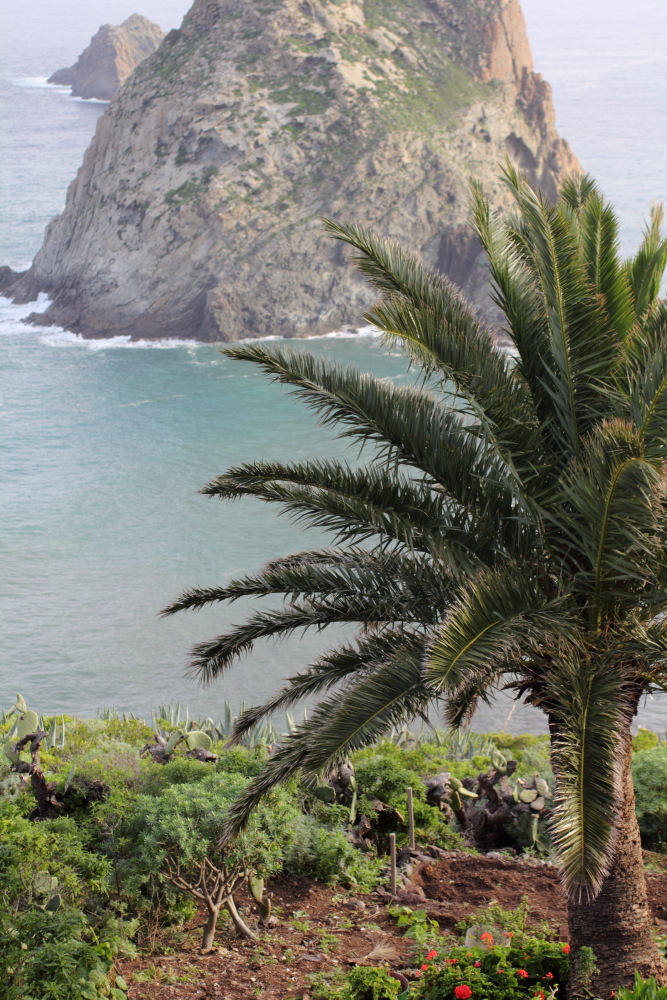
[0,292,52,333]
[1,294,382,349]
[10,76,56,89]
[68,95,109,105]
[39,330,204,350]
[10,78,108,104]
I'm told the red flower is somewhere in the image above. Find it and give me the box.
[473,962,481,968]
[426,951,438,960]
[421,964,429,971]
[415,971,422,977]
[445,959,458,965]
[481,932,494,944]
[543,973,554,980]
[562,944,570,954]
[534,993,546,1000]
[454,986,473,999]
[497,969,505,974]
[517,970,529,978]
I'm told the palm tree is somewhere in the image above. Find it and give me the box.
[164,167,667,994]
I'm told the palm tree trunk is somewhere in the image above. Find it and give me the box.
[567,728,666,995]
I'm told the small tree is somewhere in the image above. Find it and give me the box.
[128,773,290,951]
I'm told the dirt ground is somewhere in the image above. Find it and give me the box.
[119,852,667,1000]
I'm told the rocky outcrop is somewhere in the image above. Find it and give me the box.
[48,14,164,101]
[14,0,579,341]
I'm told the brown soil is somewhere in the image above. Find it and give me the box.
[119,853,667,1000]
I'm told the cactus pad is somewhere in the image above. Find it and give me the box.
[184,731,213,751]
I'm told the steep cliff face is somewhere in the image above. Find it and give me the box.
[15,0,579,341]
[48,14,165,101]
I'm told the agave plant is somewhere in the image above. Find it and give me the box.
[165,167,667,993]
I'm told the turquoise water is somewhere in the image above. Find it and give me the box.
[1,0,666,731]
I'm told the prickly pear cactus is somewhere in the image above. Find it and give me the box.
[183,731,213,751]
[33,871,58,895]
[312,784,336,804]
[259,897,272,924]
[15,709,39,740]
[164,731,183,756]
[248,873,264,905]
[33,871,61,912]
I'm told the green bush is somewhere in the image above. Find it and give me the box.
[632,747,667,851]
[454,899,554,947]
[1,906,135,1000]
[633,728,661,754]
[351,741,479,847]
[281,814,385,891]
[617,973,667,1000]
[411,938,569,1000]
[342,966,401,999]
[0,803,136,1000]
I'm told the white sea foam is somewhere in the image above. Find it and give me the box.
[69,95,109,105]
[0,292,52,333]
[10,76,56,89]
[39,329,205,350]
[1,292,382,349]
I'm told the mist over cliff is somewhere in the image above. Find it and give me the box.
[9,0,579,341]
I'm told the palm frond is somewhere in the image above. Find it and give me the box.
[197,458,486,569]
[470,180,556,435]
[184,586,441,685]
[228,629,423,745]
[221,344,521,517]
[501,163,618,450]
[623,303,667,454]
[547,658,634,899]
[164,547,456,619]
[324,219,541,474]
[222,633,431,840]
[559,173,600,216]
[577,191,635,342]
[427,564,578,696]
[624,203,667,320]
[550,420,666,623]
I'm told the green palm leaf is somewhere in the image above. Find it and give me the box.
[427,565,578,694]
[548,658,634,899]
[222,634,431,840]
[624,203,667,320]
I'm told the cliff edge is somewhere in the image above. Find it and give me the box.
[48,14,165,101]
[14,0,579,341]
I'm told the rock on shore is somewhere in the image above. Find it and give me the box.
[47,14,165,101]
[11,0,580,341]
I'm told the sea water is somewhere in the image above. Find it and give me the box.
[1,0,666,731]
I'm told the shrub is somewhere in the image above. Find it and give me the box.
[454,899,554,947]
[633,729,661,754]
[632,747,667,851]
[411,938,569,1000]
[342,966,401,999]
[118,771,296,948]
[281,813,385,891]
[1,906,135,1000]
[351,741,479,847]
[617,973,667,1000]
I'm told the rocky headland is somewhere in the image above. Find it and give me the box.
[7,0,580,341]
[47,14,165,101]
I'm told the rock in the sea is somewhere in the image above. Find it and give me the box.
[48,14,165,101]
[16,0,579,341]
